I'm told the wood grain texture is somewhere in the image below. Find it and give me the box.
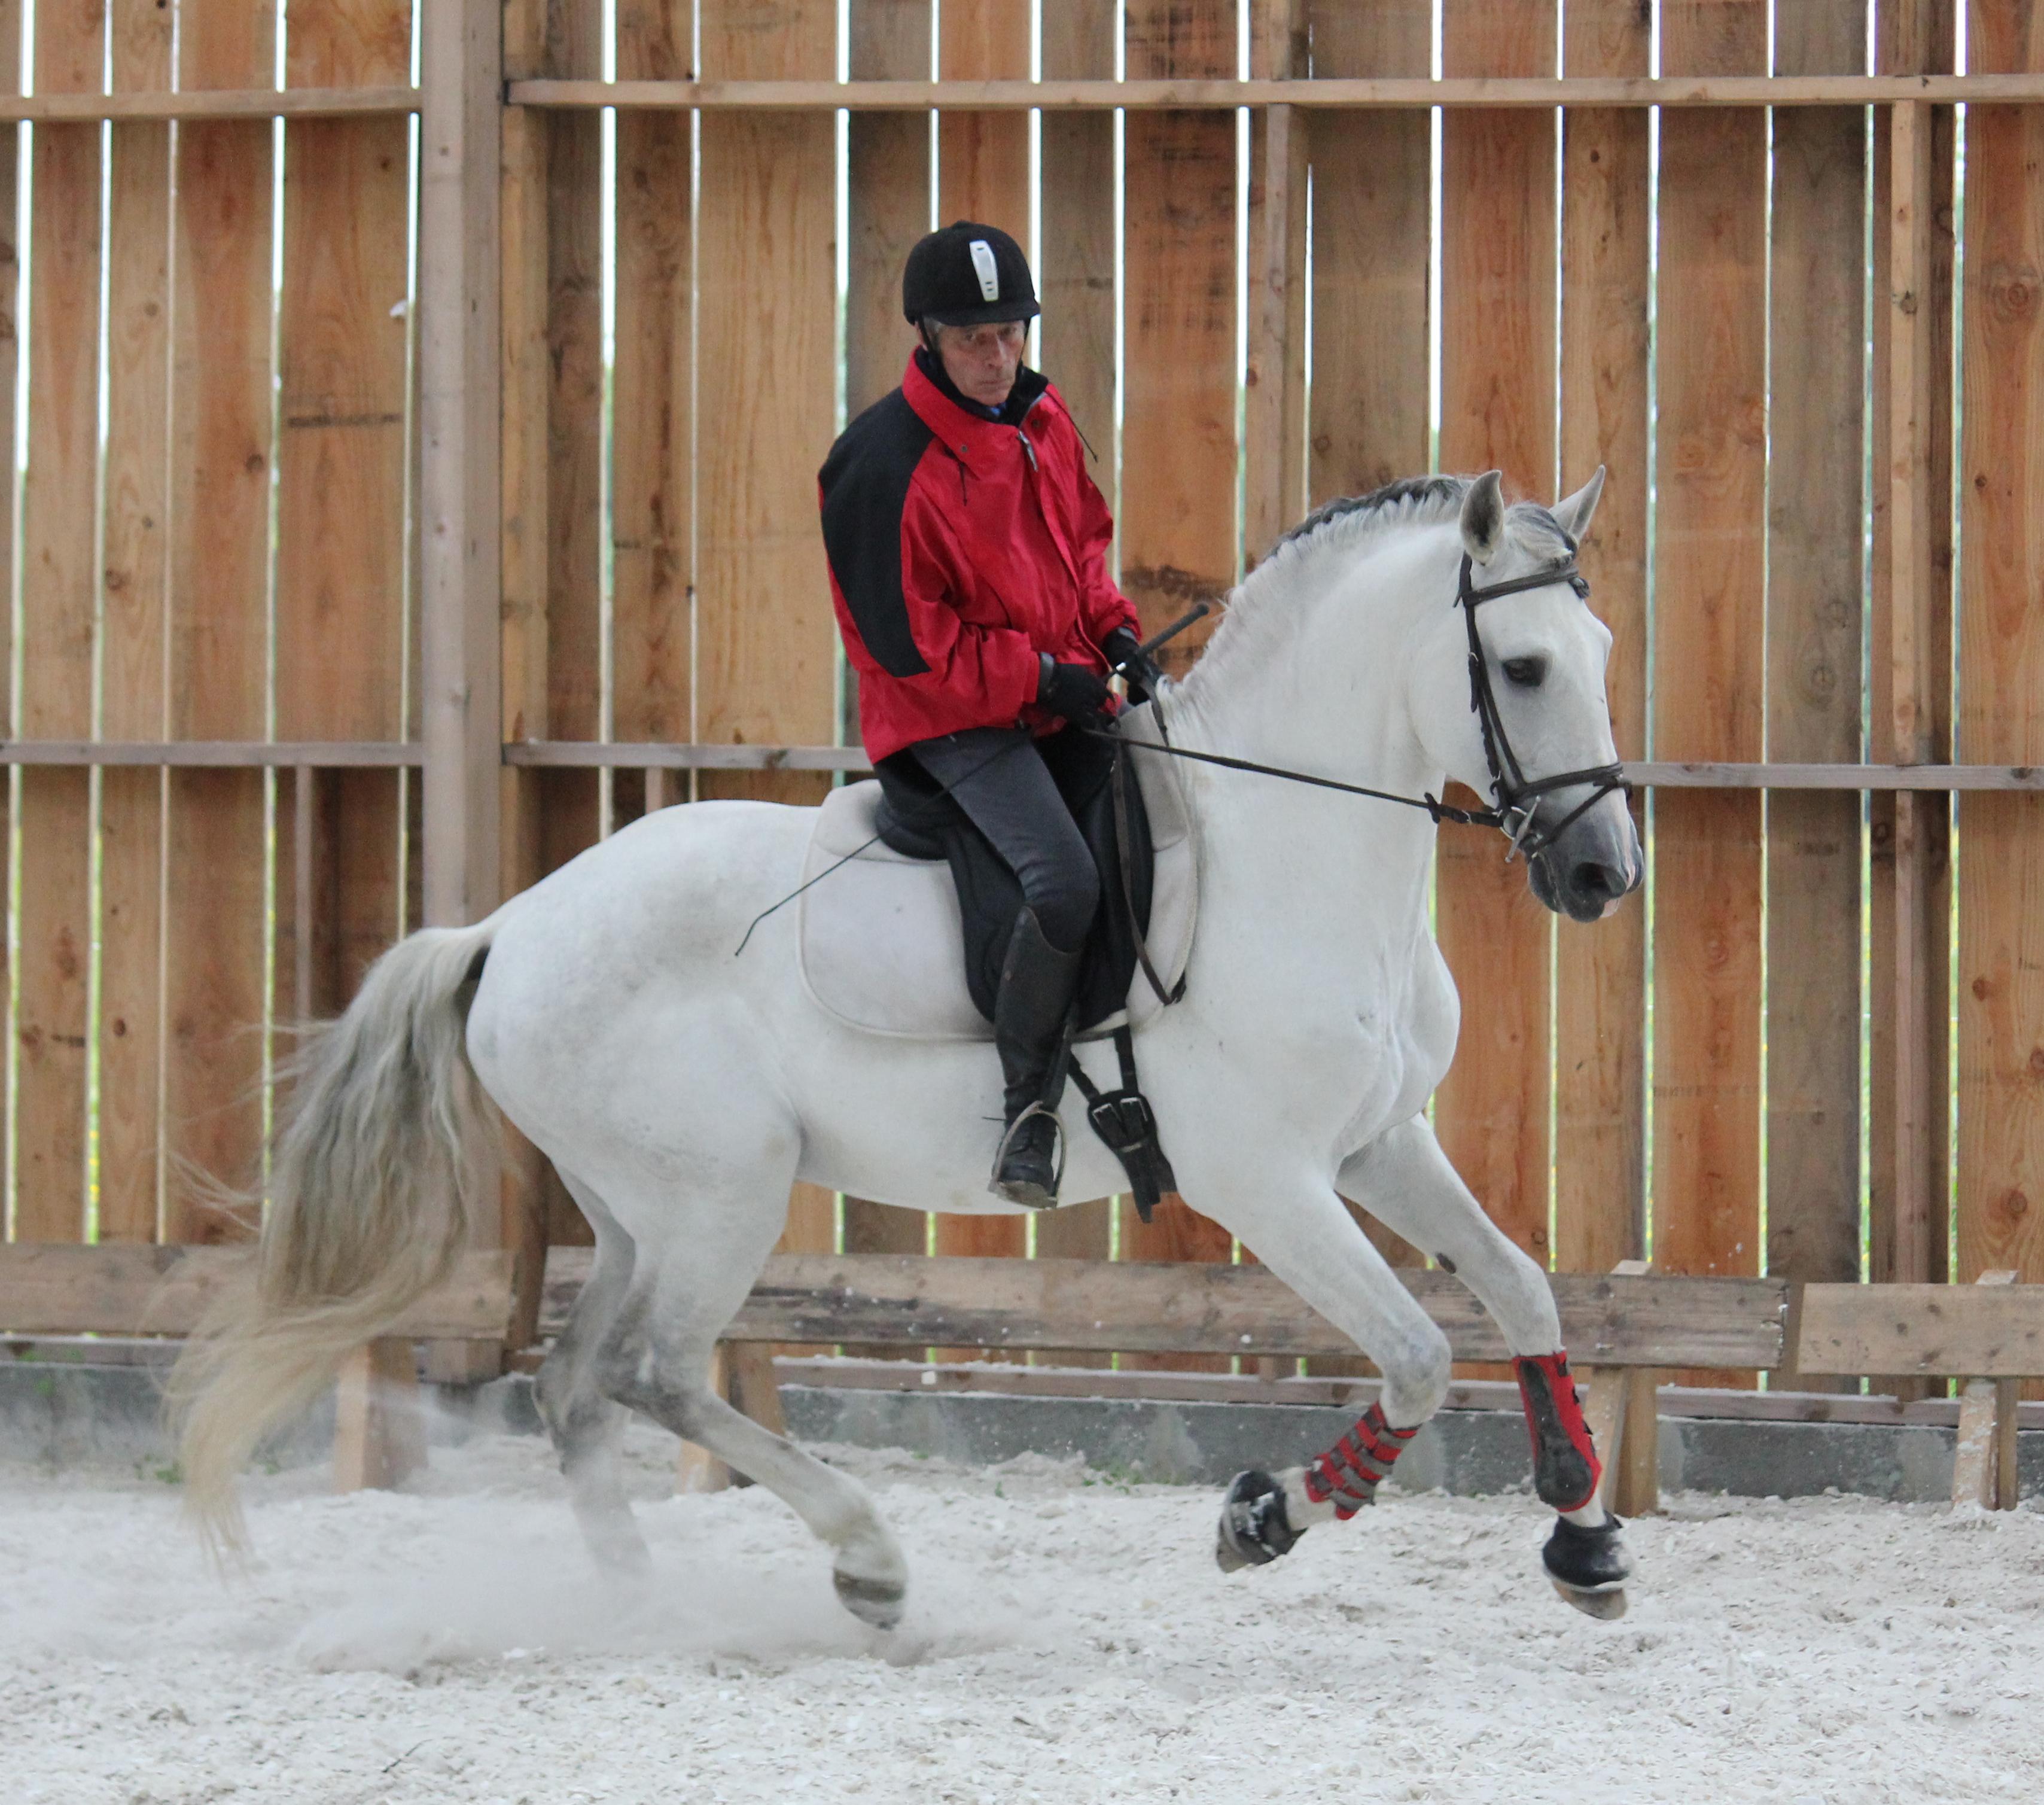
[0,1,16,1238]
[1028,1,1120,1317]
[1797,1279,2044,1379]
[1434,0,1558,1303]
[1555,0,1649,1276]
[928,0,1031,1291]
[276,0,413,1083]
[1119,0,1236,682]
[1765,2,1867,1387]
[614,2,692,753]
[538,1250,1789,1369]
[96,3,177,1246]
[15,2,106,1243]
[165,7,276,1243]
[939,0,1028,231]
[1958,4,2044,1340]
[1305,0,1430,506]
[838,1,936,1302]
[0,1243,514,1338]
[1116,1,1238,1347]
[1651,1,1768,1382]
[697,1,840,1289]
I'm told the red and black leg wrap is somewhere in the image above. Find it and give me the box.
[1514,1351,1602,1512]
[1302,1401,1418,1520]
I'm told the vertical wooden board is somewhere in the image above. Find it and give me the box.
[1433,1,1558,1285]
[1650,2,1767,1380]
[1555,0,1649,1276]
[277,2,413,1097]
[1117,1,1236,1356]
[614,2,692,750]
[165,8,277,1243]
[938,1,1029,231]
[926,0,1032,1293]
[16,32,102,1242]
[1244,5,1305,565]
[1305,1,1430,506]
[699,2,840,1290]
[98,2,177,1246]
[1765,5,1867,1378]
[1959,5,2044,1314]
[0,2,17,1236]
[696,2,839,814]
[1119,0,1236,683]
[1022,1,1121,1306]
[839,1,934,1292]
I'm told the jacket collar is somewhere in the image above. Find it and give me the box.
[903,352,1051,450]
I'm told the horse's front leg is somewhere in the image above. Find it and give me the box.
[1335,1115,1632,1618]
[1183,1173,1453,1569]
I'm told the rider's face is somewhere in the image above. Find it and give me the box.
[933,319,1027,409]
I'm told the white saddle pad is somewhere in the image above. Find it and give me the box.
[799,710,1198,1042]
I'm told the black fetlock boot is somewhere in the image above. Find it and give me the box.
[989,907,1084,1209]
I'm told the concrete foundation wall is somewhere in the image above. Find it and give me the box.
[4,1362,2038,1505]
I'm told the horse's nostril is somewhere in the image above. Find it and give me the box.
[1571,862,1616,901]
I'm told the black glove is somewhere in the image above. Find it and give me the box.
[1036,655,1111,726]
[1102,626,1167,706]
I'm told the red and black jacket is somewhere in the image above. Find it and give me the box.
[820,352,1140,764]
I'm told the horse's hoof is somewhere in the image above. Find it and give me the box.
[1542,1512,1631,1621]
[834,1569,907,1630]
[1550,1576,1628,1620]
[1215,1468,1302,1572]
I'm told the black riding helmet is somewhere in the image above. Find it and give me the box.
[902,221,1039,327]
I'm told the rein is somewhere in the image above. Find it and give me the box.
[1103,549,1629,862]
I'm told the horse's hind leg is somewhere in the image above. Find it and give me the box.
[534,1172,649,1576]
[589,1185,910,1629]
[1336,1116,1632,1616]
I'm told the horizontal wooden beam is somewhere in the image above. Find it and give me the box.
[9,742,2039,791]
[0,741,424,768]
[0,87,419,122]
[511,74,2044,113]
[541,1250,1789,1367]
[501,741,874,772]
[1797,1281,2044,1378]
[0,1244,516,1340]
[1630,762,2044,791]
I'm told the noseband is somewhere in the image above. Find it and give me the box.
[1456,552,1630,861]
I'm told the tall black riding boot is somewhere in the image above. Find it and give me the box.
[990,906,1085,1209]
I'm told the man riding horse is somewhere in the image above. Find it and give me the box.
[818,223,1165,1207]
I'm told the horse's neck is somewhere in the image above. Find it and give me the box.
[1164,534,1449,939]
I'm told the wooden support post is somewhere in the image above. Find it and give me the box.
[1614,1367,1662,1517]
[1950,1270,2017,1511]
[333,1338,428,1492]
[1579,1261,1650,1512]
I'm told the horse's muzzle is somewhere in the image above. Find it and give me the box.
[1527,802,1642,924]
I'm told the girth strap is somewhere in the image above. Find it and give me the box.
[1065,1024,1178,1223]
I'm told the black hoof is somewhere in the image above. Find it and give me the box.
[833,1570,907,1630]
[1215,1469,1303,1572]
[1543,1514,1631,1620]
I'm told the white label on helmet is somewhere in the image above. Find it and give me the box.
[968,239,1001,302]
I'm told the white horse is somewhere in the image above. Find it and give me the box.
[173,470,1643,1624]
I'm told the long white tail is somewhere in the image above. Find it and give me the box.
[168,919,499,1549]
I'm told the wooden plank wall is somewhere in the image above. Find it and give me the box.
[1959,3,2044,1350]
[695,0,841,1272]
[1766,2,1868,1388]
[1116,0,1240,1360]
[1434,0,1560,1296]
[1555,0,1649,1276]
[276,0,413,1028]
[163,5,277,1245]
[16,0,103,1242]
[838,0,936,1308]
[1650,2,1769,1382]
[0,0,19,1235]
[99,0,176,1246]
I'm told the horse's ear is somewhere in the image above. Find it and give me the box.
[1460,470,1506,565]
[1552,465,1606,545]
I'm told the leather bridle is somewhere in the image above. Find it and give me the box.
[1454,551,1631,861]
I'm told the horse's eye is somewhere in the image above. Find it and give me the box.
[1501,656,1547,688]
